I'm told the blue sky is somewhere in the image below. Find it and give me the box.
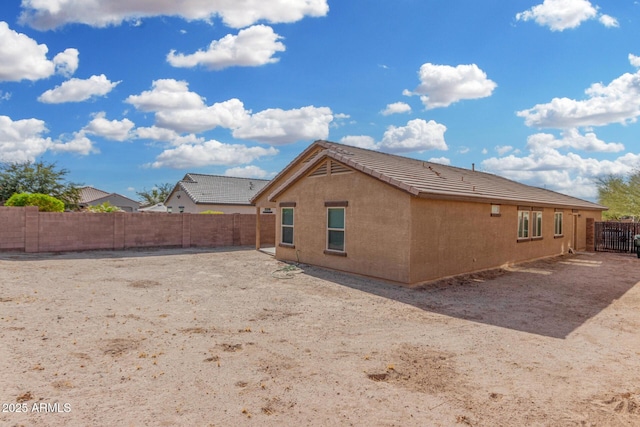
[1,0,639,202]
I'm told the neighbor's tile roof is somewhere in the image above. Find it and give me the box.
[175,174,270,205]
[259,140,606,210]
[78,186,111,203]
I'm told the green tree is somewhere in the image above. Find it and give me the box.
[5,193,65,212]
[597,171,640,220]
[136,183,173,206]
[0,161,81,209]
[85,202,123,213]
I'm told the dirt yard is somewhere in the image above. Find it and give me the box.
[1,248,639,426]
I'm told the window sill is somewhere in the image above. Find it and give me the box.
[517,238,530,243]
[279,243,295,249]
[554,235,564,239]
[531,236,543,241]
[324,250,347,257]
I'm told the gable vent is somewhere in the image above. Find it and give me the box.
[330,161,352,175]
[303,149,322,163]
[309,161,328,177]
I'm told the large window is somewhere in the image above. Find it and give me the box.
[327,207,345,252]
[554,212,563,236]
[281,207,294,245]
[518,210,530,239]
[532,211,542,238]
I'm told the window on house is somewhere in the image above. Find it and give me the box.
[327,207,345,252]
[281,207,294,245]
[532,211,542,238]
[518,210,530,239]
[554,212,563,236]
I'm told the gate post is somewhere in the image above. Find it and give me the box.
[586,218,595,252]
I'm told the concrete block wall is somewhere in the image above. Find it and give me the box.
[0,207,275,253]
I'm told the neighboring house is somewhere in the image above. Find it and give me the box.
[138,203,168,213]
[78,186,141,213]
[165,174,271,214]
[251,140,607,285]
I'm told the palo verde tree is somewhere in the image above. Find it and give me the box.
[0,161,81,210]
[596,170,640,221]
[136,183,173,206]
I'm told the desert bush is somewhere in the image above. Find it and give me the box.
[5,193,65,212]
[86,202,123,213]
[199,210,224,214]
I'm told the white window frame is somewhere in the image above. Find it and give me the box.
[326,207,345,252]
[518,210,530,239]
[554,212,563,236]
[532,211,543,238]
[281,207,294,245]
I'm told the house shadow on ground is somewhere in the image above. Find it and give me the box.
[298,253,640,340]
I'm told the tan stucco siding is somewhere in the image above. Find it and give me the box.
[408,199,602,283]
[274,169,413,283]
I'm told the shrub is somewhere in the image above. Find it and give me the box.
[199,210,224,214]
[85,202,123,213]
[5,193,65,212]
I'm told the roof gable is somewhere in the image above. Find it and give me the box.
[257,140,607,211]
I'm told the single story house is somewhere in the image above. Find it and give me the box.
[165,174,271,214]
[251,140,607,285]
[78,186,141,212]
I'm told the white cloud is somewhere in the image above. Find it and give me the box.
[381,102,412,116]
[19,0,329,30]
[84,112,135,141]
[482,131,638,199]
[527,129,625,153]
[156,98,250,133]
[0,115,96,162]
[134,126,204,146]
[495,145,514,156]
[517,57,640,128]
[339,135,379,150]
[232,106,333,144]
[405,63,497,109]
[428,157,451,166]
[149,140,278,169]
[629,54,640,68]
[224,165,272,178]
[0,21,78,82]
[516,0,616,31]
[379,119,448,153]
[38,74,120,104]
[125,79,205,111]
[167,25,285,70]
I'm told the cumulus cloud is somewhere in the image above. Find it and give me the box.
[516,0,616,31]
[517,56,640,128]
[0,115,96,162]
[339,135,379,150]
[380,102,412,116]
[38,74,120,104]
[167,25,285,70]
[19,0,329,30]
[482,130,636,199]
[125,79,205,111]
[149,140,278,169]
[428,157,451,166]
[379,119,448,153]
[224,165,272,178]
[156,98,250,133]
[495,145,514,156]
[232,106,333,145]
[404,63,497,109]
[629,53,640,68]
[83,112,135,141]
[134,126,203,146]
[0,21,78,82]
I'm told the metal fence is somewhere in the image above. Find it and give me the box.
[594,221,640,253]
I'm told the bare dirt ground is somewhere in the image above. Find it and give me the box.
[1,248,639,427]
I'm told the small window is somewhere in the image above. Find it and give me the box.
[554,212,563,236]
[532,211,542,238]
[327,207,345,252]
[281,207,294,245]
[178,206,184,213]
[518,210,530,239]
[491,204,501,215]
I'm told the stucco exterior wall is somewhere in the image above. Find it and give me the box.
[274,168,413,283]
[408,198,602,283]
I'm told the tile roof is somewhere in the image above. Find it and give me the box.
[78,186,111,203]
[174,174,270,205]
[258,140,607,211]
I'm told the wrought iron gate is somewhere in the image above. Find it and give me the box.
[595,221,640,253]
